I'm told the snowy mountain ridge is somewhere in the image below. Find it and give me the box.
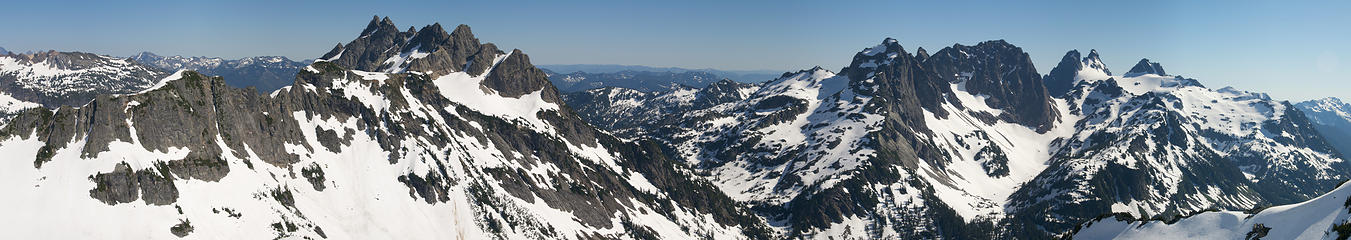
[1300,97,1351,126]
[566,41,1348,238]
[0,16,770,239]
[131,52,312,92]
[0,51,168,108]
[1298,97,1351,167]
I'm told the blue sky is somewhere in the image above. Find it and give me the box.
[1,0,1347,101]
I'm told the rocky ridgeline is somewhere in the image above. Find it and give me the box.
[0,16,769,239]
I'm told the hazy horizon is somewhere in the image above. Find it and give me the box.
[1,0,1347,102]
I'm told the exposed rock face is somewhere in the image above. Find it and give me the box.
[1126,58,1167,76]
[1044,50,1085,97]
[89,162,179,205]
[1043,49,1113,97]
[318,16,413,71]
[482,49,560,103]
[320,16,501,78]
[923,40,1060,132]
[914,47,930,62]
[4,71,301,176]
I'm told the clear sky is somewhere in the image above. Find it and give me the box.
[1,0,1347,102]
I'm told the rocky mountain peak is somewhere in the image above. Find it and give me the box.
[1126,58,1167,76]
[451,24,474,38]
[320,16,502,77]
[1083,49,1111,75]
[973,39,1014,49]
[1045,49,1114,97]
[403,23,454,53]
[915,47,930,62]
[482,49,561,103]
[359,15,399,37]
[926,39,1059,131]
[1064,50,1085,65]
[856,37,907,60]
[1044,50,1085,97]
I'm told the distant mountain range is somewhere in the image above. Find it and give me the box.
[538,64,783,83]
[1298,97,1351,157]
[543,69,726,93]
[130,52,312,92]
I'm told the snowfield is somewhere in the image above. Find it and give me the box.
[1076,182,1351,240]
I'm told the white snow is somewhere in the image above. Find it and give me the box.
[1077,182,1351,240]
[137,70,186,94]
[432,52,560,132]
[1,54,163,96]
[917,93,1079,222]
[0,90,40,114]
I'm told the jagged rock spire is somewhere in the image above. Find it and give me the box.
[915,47,930,62]
[1044,50,1085,97]
[1083,49,1111,75]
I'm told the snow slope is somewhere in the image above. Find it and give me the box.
[1075,182,1351,240]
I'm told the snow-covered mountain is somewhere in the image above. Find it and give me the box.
[1006,54,1347,236]
[130,52,312,92]
[564,39,1348,238]
[562,79,757,140]
[0,51,168,108]
[1298,97,1351,158]
[569,38,1076,238]
[0,16,770,239]
[1043,49,1111,97]
[1074,181,1351,239]
[3,14,1347,239]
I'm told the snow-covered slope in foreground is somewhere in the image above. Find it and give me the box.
[1075,182,1351,240]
